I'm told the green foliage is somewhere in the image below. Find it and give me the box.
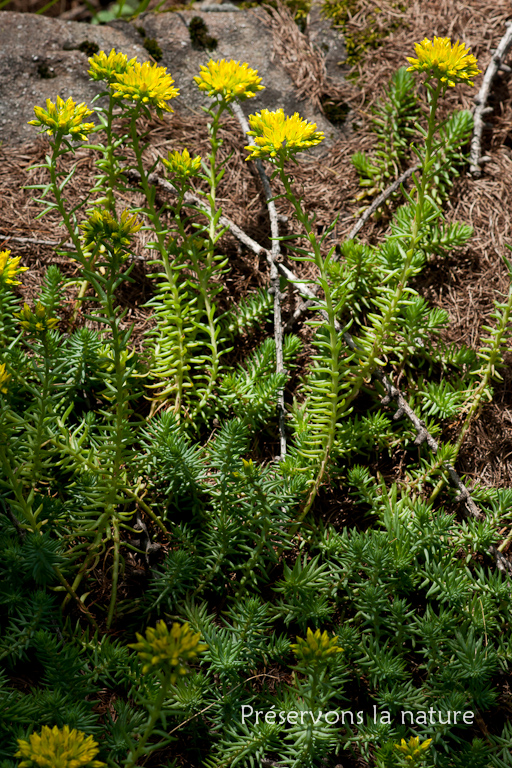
[352,67,420,203]
[1,50,511,768]
[351,68,474,214]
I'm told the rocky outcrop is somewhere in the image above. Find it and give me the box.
[0,3,346,147]
[0,12,150,145]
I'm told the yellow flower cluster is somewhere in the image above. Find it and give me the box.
[28,96,95,141]
[194,59,264,103]
[162,147,202,180]
[0,249,28,286]
[88,48,137,84]
[110,60,179,117]
[15,302,59,335]
[394,736,433,762]
[79,209,142,253]
[245,109,324,161]
[0,363,11,394]
[129,620,207,680]
[15,724,105,768]
[406,37,481,87]
[291,628,343,665]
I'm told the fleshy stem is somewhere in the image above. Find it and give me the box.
[62,239,136,627]
[73,93,119,321]
[103,248,132,629]
[31,335,52,490]
[47,136,86,258]
[292,79,442,516]
[276,165,343,516]
[342,79,443,406]
[128,112,189,417]
[190,102,226,418]
[123,670,173,768]
[101,92,119,216]
[0,443,41,533]
[294,664,331,759]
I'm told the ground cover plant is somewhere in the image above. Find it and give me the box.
[1,5,512,767]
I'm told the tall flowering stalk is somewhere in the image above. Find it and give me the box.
[244,107,344,512]
[288,628,343,760]
[186,59,264,418]
[146,58,265,418]
[339,40,480,512]
[63,208,142,629]
[27,96,94,260]
[244,38,481,515]
[27,65,161,628]
[125,621,207,768]
[88,49,137,216]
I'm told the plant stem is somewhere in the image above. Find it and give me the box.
[191,104,225,416]
[129,114,189,415]
[344,81,442,407]
[124,671,172,768]
[0,444,40,532]
[104,253,130,629]
[48,137,85,257]
[278,166,342,516]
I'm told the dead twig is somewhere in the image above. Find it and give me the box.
[469,21,512,177]
[346,164,419,241]
[1,234,75,249]
[231,101,287,458]
[0,233,147,262]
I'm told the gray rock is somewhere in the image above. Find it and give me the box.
[0,6,346,149]
[0,12,150,145]
[116,7,341,146]
[307,0,346,84]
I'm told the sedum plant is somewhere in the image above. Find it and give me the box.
[1,33,511,768]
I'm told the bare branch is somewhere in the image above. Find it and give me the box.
[231,101,287,458]
[1,234,75,249]
[469,22,512,177]
[346,164,419,241]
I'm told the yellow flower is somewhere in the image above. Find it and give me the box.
[15,724,105,768]
[406,37,481,87]
[193,59,264,103]
[291,627,343,665]
[110,61,179,116]
[28,96,95,141]
[15,302,59,335]
[394,736,433,762]
[79,209,142,253]
[129,620,207,680]
[88,48,137,84]
[0,363,11,394]
[162,148,202,180]
[245,109,324,161]
[0,249,28,286]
